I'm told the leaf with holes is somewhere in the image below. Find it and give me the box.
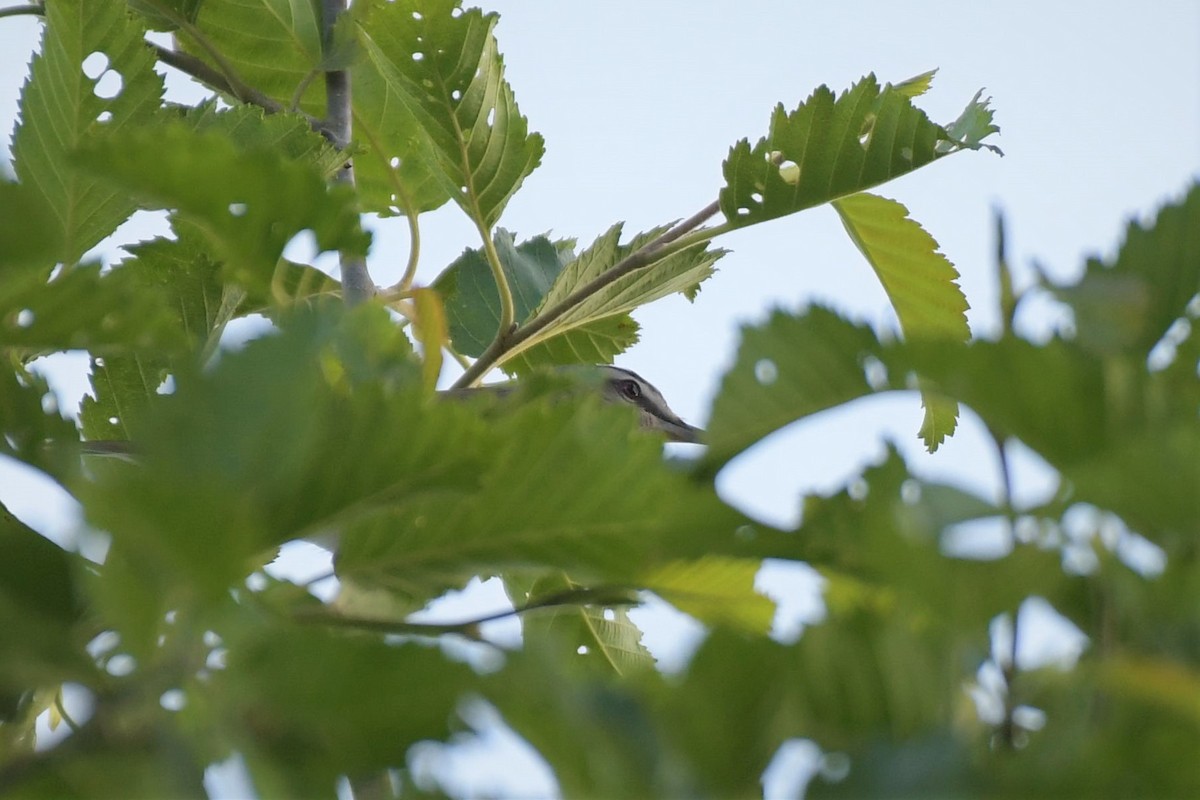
[514,573,654,676]
[719,73,998,228]
[11,0,164,266]
[353,0,544,226]
[80,353,168,444]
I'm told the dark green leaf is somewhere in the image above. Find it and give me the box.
[0,502,91,705]
[183,102,347,178]
[213,625,474,787]
[435,229,572,357]
[0,181,61,272]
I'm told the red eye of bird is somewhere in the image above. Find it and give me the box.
[619,380,641,400]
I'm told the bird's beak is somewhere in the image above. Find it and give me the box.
[652,413,704,444]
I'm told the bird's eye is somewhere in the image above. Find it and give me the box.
[619,380,641,400]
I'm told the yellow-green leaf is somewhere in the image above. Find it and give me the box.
[411,287,448,392]
[641,556,775,635]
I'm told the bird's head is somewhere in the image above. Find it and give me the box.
[593,365,703,444]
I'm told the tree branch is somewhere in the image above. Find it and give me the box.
[321,0,375,306]
[451,199,722,388]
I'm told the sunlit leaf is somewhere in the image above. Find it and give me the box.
[641,556,774,635]
[410,286,448,392]
[834,192,969,450]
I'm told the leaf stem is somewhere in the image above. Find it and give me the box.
[0,4,42,20]
[451,199,722,388]
[478,221,516,335]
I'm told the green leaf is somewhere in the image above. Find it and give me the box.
[488,644,672,798]
[180,0,326,114]
[833,192,969,450]
[720,73,997,228]
[212,625,475,788]
[704,306,885,468]
[0,366,79,481]
[183,102,346,178]
[434,229,572,357]
[351,0,456,216]
[11,0,164,266]
[499,223,723,374]
[117,228,232,354]
[410,286,447,392]
[505,315,641,375]
[0,181,61,271]
[641,556,775,635]
[74,304,493,636]
[1047,181,1200,358]
[353,0,544,226]
[0,503,91,706]
[904,336,1108,470]
[127,0,203,32]
[943,89,1003,154]
[336,394,754,602]
[833,194,969,342]
[889,69,938,98]
[73,122,370,294]
[1,262,181,359]
[515,573,655,676]
[1065,424,1200,542]
[79,353,167,443]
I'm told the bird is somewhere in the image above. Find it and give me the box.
[592,365,702,443]
[78,364,702,456]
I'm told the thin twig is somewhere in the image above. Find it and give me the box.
[295,586,637,638]
[451,199,723,388]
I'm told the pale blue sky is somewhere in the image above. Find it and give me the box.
[1,2,1198,796]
